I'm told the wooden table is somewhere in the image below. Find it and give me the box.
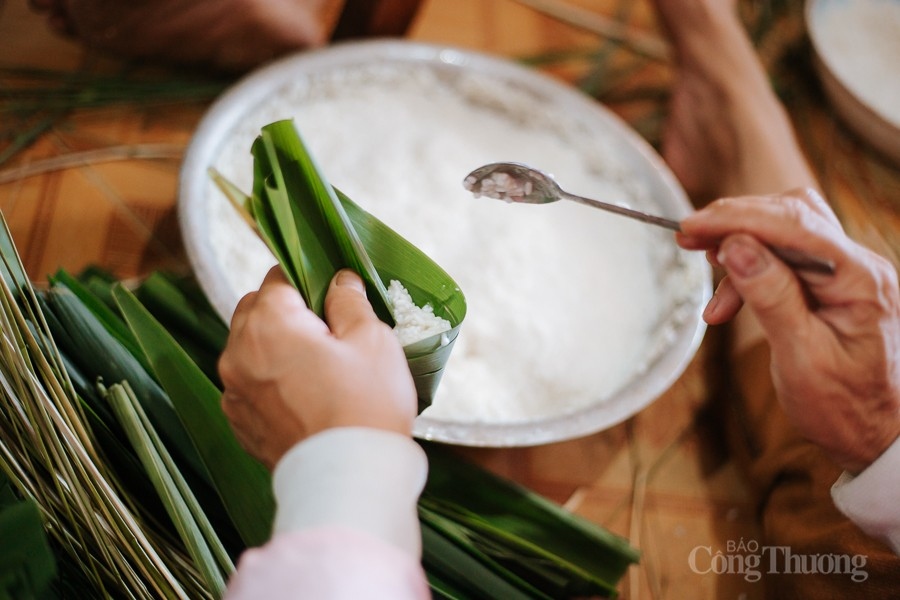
[2,1,898,598]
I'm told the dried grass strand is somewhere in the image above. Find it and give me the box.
[0,144,184,185]
[511,0,670,61]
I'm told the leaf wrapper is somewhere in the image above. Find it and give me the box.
[218,120,466,411]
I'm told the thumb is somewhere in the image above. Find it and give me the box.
[718,234,812,341]
[324,269,380,338]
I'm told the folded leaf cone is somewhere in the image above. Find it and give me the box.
[213,120,466,411]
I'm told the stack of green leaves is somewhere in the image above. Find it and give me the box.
[212,120,466,412]
[0,217,224,598]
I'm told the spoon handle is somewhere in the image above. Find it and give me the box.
[765,247,835,275]
[562,191,682,231]
[561,191,836,276]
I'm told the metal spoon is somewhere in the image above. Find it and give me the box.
[463,161,835,275]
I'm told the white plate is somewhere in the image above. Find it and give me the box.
[806,0,900,165]
[179,40,711,446]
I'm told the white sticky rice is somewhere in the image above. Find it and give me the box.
[387,280,451,347]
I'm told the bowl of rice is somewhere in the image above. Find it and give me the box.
[179,40,711,447]
[806,0,900,165]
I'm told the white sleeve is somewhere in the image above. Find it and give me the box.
[271,427,428,558]
[831,436,900,555]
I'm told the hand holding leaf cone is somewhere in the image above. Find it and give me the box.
[212,120,466,412]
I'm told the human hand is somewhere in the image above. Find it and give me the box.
[219,268,417,470]
[677,188,900,474]
[30,0,343,72]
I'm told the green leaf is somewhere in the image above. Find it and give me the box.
[104,382,232,595]
[135,273,228,353]
[337,189,466,409]
[427,571,473,600]
[0,500,57,598]
[135,272,228,385]
[112,285,274,548]
[73,265,119,310]
[49,269,149,373]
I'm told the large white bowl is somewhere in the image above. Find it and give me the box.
[179,40,711,447]
[806,0,900,165]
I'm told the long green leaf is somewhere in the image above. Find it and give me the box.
[104,382,230,596]
[111,285,274,548]
[135,273,228,385]
[427,572,473,600]
[49,269,150,373]
[135,273,228,354]
[0,499,58,597]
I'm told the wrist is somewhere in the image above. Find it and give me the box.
[323,408,415,439]
[835,417,900,476]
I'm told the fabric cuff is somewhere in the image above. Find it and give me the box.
[831,434,900,554]
[272,427,427,558]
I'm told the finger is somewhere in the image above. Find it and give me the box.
[220,390,250,434]
[682,194,847,277]
[703,276,744,324]
[220,392,262,461]
[688,195,892,309]
[229,266,290,332]
[785,186,842,227]
[231,266,310,334]
[229,290,258,333]
[261,265,292,289]
[255,266,310,314]
[251,270,326,342]
[681,195,845,252]
[716,234,813,343]
[324,269,380,339]
[674,231,716,252]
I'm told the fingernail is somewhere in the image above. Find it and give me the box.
[719,238,767,278]
[334,269,365,292]
[702,290,720,320]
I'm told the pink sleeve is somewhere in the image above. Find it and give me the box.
[224,526,430,600]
